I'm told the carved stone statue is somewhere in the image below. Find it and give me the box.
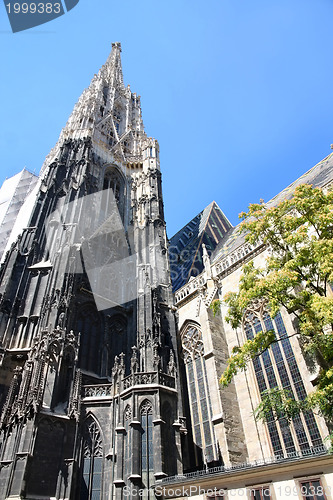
[130,346,139,374]
[202,243,212,279]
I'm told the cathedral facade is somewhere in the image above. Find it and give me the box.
[163,156,333,499]
[0,44,332,500]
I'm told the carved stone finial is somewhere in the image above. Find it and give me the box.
[112,42,122,51]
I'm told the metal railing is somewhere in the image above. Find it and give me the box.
[159,445,329,484]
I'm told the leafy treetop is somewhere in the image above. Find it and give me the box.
[211,184,333,431]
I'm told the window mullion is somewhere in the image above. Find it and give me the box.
[261,317,302,453]
[202,357,218,461]
[88,439,94,498]
[193,355,205,452]
[250,320,286,456]
[185,360,201,465]
[273,319,313,449]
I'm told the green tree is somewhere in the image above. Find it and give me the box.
[211,184,333,435]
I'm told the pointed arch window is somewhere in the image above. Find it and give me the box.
[140,400,154,498]
[181,325,217,466]
[81,418,103,500]
[77,305,101,374]
[244,308,323,456]
[103,171,120,202]
[161,401,177,476]
[53,347,75,410]
[101,168,124,221]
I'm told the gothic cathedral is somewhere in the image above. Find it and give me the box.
[0,43,185,499]
[0,43,332,500]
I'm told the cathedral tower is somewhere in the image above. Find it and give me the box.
[0,43,185,500]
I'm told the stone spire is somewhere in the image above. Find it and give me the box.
[102,41,124,89]
[41,42,145,173]
[0,44,184,499]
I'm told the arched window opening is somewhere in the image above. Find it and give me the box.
[52,347,75,410]
[80,417,103,500]
[161,401,177,476]
[140,400,154,499]
[77,305,101,375]
[101,168,125,221]
[244,308,323,456]
[106,315,128,374]
[26,418,65,497]
[181,325,217,467]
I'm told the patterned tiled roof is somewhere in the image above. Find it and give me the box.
[169,202,232,292]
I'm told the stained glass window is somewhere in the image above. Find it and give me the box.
[182,325,217,465]
[273,313,323,447]
[244,308,323,456]
[140,400,154,499]
[80,418,103,500]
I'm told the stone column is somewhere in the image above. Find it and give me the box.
[173,421,183,475]
[153,417,167,481]
[114,423,126,500]
[128,418,141,500]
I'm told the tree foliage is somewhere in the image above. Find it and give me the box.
[211,184,333,433]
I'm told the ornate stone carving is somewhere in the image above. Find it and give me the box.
[83,418,103,458]
[124,405,132,421]
[178,416,187,435]
[0,326,80,427]
[140,399,153,415]
[130,346,139,374]
[68,369,82,421]
[167,351,176,377]
[83,384,113,398]
[122,371,175,390]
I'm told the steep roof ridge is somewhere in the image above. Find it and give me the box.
[187,202,216,279]
[198,201,215,235]
[169,201,233,292]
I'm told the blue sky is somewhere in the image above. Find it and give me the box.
[1,0,332,237]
